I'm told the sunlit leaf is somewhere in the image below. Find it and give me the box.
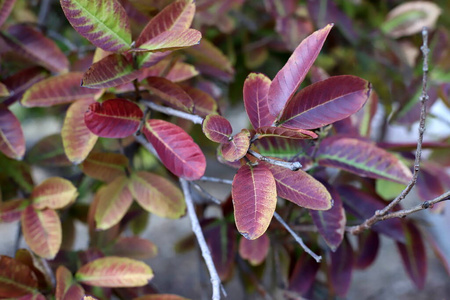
[354,230,379,269]
[144,77,194,112]
[0,104,25,160]
[21,73,101,107]
[279,76,371,129]
[316,136,413,184]
[55,266,85,300]
[221,129,250,162]
[105,236,157,260]
[31,177,78,210]
[267,24,333,117]
[129,171,185,218]
[1,24,68,73]
[132,29,201,53]
[81,152,128,182]
[0,256,38,298]
[238,233,270,266]
[85,98,143,138]
[21,206,62,259]
[0,198,26,222]
[0,0,16,27]
[329,237,353,297]
[60,0,132,52]
[288,251,320,295]
[62,98,99,164]
[27,134,71,167]
[255,126,317,140]
[143,119,206,180]
[75,256,153,287]
[202,114,232,143]
[183,86,217,117]
[243,72,274,129]
[94,175,133,230]
[232,163,277,240]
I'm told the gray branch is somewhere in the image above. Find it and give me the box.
[142,100,204,124]
[248,150,302,171]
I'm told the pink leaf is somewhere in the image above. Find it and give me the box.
[31,177,78,210]
[0,0,16,27]
[238,233,270,266]
[55,266,85,300]
[1,67,48,106]
[202,114,232,143]
[144,77,194,112]
[0,104,25,160]
[106,236,157,260]
[255,126,317,140]
[243,72,275,129]
[182,86,218,117]
[131,29,201,53]
[0,198,26,223]
[221,129,250,162]
[81,152,128,182]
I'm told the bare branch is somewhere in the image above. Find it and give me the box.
[191,182,222,205]
[273,212,322,263]
[142,100,204,124]
[180,178,224,300]
[248,150,302,171]
[199,176,233,185]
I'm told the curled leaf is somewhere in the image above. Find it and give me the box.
[202,114,232,143]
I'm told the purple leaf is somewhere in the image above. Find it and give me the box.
[354,230,380,269]
[202,114,232,143]
[329,237,353,297]
[279,75,371,129]
[0,104,25,160]
[255,126,317,140]
[1,67,48,106]
[144,77,194,112]
[0,0,17,27]
[221,129,250,162]
[288,251,320,295]
[243,72,275,129]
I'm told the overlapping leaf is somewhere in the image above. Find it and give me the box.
[255,126,317,140]
[22,73,101,107]
[62,98,98,164]
[267,24,333,117]
[288,251,320,295]
[254,137,313,168]
[243,73,275,129]
[0,105,25,160]
[31,177,78,210]
[75,256,153,287]
[0,198,26,222]
[26,134,71,167]
[279,76,371,129]
[221,129,250,162]
[105,236,157,259]
[60,0,132,52]
[94,175,133,230]
[132,29,201,53]
[329,237,353,297]
[183,86,217,117]
[238,233,270,266]
[14,249,52,291]
[81,152,128,182]
[0,0,16,27]
[1,25,68,73]
[354,231,380,269]
[0,256,38,298]
[145,77,194,112]
[55,266,85,300]
[202,114,232,143]
[263,163,332,210]
[143,119,206,180]
[85,98,143,138]
[129,171,185,218]
[316,136,413,184]
[232,164,277,240]
[141,60,199,83]
[21,206,62,259]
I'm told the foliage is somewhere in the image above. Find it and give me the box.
[0,0,449,299]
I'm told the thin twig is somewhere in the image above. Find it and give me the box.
[142,100,204,124]
[273,212,322,263]
[180,179,224,300]
[38,0,51,26]
[349,28,430,235]
[191,182,222,205]
[248,150,302,171]
[199,176,233,185]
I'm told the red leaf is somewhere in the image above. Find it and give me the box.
[140,59,199,83]
[0,256,38,298]
[144,77,194,112]
[132,29,201,53]
[1,24,68,73]
[238,233,270,266]
[143,119,206,180]
[0,0,16,27]
[232,164,277,240]
[21,206,62,259]
[316,136,413,184]
[75,256,153,287]
[1,67,48,106]
[182,86,217,117]
[202,114,232,143]
[329,237,353,297]
[255,126,317,140]
[85,98,143,138]
[0,198,26,223]
[354,230,379,269]
[221,129,250,162]
[396,221,427,289]
[31,177,78,210]
[21,72,101,107]
[288,251,320,295]
[243,73,275,129]
[81,152,128,182]
[263,163,332,210]
[0,104,25,160]
[267,24,333,117]
[55,266,85,300]
[279,75,371,129]
[106,236,157,260]
[62,98,98,164]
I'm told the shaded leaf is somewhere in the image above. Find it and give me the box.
[0,156,34,193]
[106,237,157,260]
[144,77,194,112]
[60,0,132,52]
[82,53,139,88]
[27,134,71,167]
[310,184,345,251]
[183,86,217,117]
[0,104,25,160]
[396,221,427,289]
[354,230,379,269]
[329,237,353,297]
[0,256,38,298]
[232,163,277,240]
[0,198,26,222]
[21,206,62,259]
[85,98,143,138]
[17,293,46,300]
[94,175,133,230]
[55,266,85,300]
[267,24,333,117]
[129,171,185,218]
[256,126,317,140]
[62,98,99,164]
[21,73,101,107]
[263,163,332,210]
[288,251,320,295]
[316,136,413,184]
[134,294,188,300]
[279,76,371,129]
[81,152,128,182]
[238,233,270,266]
[1,24,68,73]
[75,256,153,287]
[221,129,250,162]
[31,177,78,210]
[202,114,232,143]
[243,73,275,129]
[253,137,313,168]
[143,119,206,180]
[132,29,201,53]
[141,59,198,83]
[0,0,16,27]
